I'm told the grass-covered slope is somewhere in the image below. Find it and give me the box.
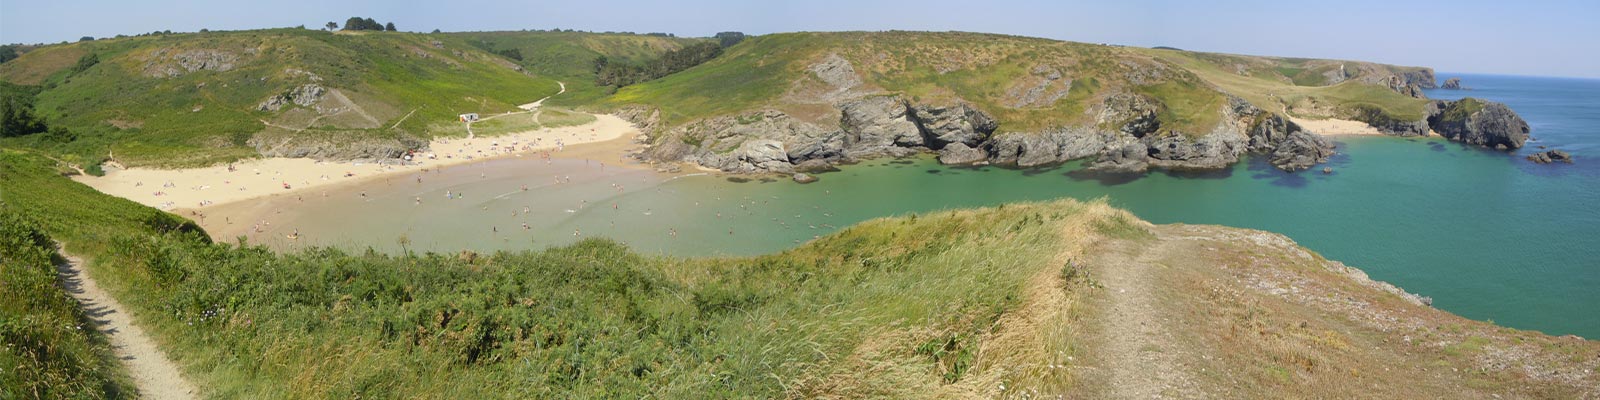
[4,149,1597,398]
[0,29,560,168]
[601,31,1430,135]
[446,31,703,80]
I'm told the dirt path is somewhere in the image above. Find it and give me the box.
[471,81,566,139]
[55,246,198,400]
[1085,227,1203,398]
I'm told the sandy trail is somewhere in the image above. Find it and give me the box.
[56,245,197,400]
[74,112,638,213]
[1085,228,1203,398]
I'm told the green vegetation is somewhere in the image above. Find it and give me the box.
[593,42,724,88]
[0,28,559,168]
[342,17,390,32]
[598,31,1412,137]
[0,210,131,399]
[445,31,709,106]
[1436,97,1486,124]
[0,149,1123,397]
[1141,47,1430,123]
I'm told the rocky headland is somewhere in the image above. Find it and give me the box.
[621,60,1523,177]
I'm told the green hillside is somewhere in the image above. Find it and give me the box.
[600,31,1430,135]
[443,31,710,105]
[0,29,561,168]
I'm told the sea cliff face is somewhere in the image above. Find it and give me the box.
[626,94,1337,175]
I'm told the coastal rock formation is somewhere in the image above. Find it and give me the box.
[838,96,923,158]
[1526,149,1574,164]
[1441,77,1465,90]
[936,143,987,165]
[1247,109,1335,171]
[634,93,1341,175]
[249,132,426,160]
[141,48,244,77]
[908,103,998,149]
[1428,98,1531,150]
[256,84,328,111]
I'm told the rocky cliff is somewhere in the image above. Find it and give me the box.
[628,92,1335,175]
[1428,98,1531,149]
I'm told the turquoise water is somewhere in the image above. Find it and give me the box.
[268,73,1599,338]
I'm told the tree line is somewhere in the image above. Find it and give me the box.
[336,17,396,32]
[592,32,746,89]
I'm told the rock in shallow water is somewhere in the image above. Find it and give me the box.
[1526,150,1574,164]
[791,173,818,184]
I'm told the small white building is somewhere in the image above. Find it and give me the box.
[459,113,480,122]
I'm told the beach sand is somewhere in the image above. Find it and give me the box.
[73,113,643,212]
[1290,117,1387,136]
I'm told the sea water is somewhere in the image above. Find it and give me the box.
[258,73,1599,337]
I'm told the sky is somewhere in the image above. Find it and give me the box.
[2,0,1597,78]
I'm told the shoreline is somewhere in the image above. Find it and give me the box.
[73,114,646,213]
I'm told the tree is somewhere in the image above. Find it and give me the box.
[431,29,441,34]
[71,53,98,74]
[78,36,95,42]
[714,32,746,48]
[0,94,47,137]
[0,46,18,64]
[326,21,338,31]
[494,48,523,61]
[385,22,396,32]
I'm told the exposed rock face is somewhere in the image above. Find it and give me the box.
[631,93,1337,175]
[1247,110,1335,171]
[1084,140,1150,173]
[908,103,998,149]
[839,96,922,157]
[1428,99,1531,150]
[936,143,987,165]
[1441,78,1464,90]
[142,49,241,77]
[1397,68,1438,89]
[256,84,327,111]
[1526,150,1574,164]
[1350,104,1433,137]
[809,54,862,92]
[250,133,425,160]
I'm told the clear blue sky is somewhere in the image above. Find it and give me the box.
[3,0,1597,78]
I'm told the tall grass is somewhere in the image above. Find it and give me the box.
[1,149,1122,397]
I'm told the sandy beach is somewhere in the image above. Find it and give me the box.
[1290,117,1387,136]
[73,113,643,212]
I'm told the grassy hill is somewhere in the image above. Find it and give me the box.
[443,31,708,103]
[0,28,561,168]
[599,31,1431,136]
[3,150,1595,398]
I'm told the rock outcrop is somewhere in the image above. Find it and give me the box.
[256,84,327,111]
[632,93,1341,175]
[249,132,426,160]
[142,49,243,77]
[1441,78,1464,90]
[1247,109,1335,171]
[1428,98,1530,150]
[1526,149,1573,164]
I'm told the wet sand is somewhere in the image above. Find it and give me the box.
[195,135,672,246]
